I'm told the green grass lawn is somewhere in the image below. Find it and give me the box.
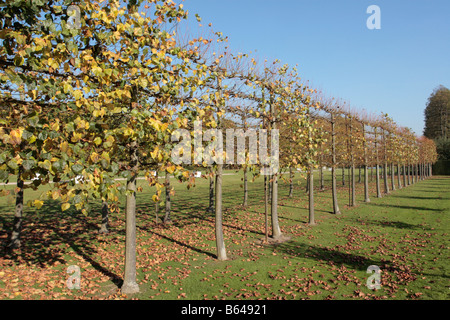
[0,169,448,300]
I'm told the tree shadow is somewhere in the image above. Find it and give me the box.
[352,218,433,231]
[138,224,216,259]
[393,195,448,201]
[367,202,445,212]
[276,240,382,271]
[0,199,123,288]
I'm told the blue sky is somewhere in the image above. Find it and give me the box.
[183,0,450,135]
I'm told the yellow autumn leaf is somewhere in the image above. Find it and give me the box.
[61,203,70,211]
[166,165,175,174]
[34,200,44,209]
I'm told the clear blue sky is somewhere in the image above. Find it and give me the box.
[182,0,450,135]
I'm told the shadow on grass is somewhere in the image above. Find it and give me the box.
[276,241,381,271]
[392,195,448,200]
[352,218,433,231]
[367,202,445,212]
[139,224,216,259]
[0,200,123,288]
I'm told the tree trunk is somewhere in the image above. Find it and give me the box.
[391,163,396,191]
[383,162,389,194]
[243,166,248,206]
[305,171,309,193]
[99,200,109,234]
[215,163,227,260]
[270,94,282,240]
[288,167,294,198]
[375,129,381,198]
[264,174,269,243]
[308,167,315,225]
[397,164,402,189]
[164,171,171,224]
[319,165,324,191]
[207,168,214,213]
[155,174,160,223]
[351,163,355,206]
[122,143,140,294]
[8,166,24,250]
[402,164,406,187]
[269,174,272,200]
[362,124,370,203]
[358,166,362,183]
[364,164,370,203]
[271,172,282,239]
[342,167,345,186]
[331,113,340,214]
[349,119,355,206]
[376,164,381,197]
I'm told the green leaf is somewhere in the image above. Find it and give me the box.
[22,159,36,171]
[71,164,83,174]
[0,170,9,181]
[28,116,39,127]
[7,159,18,170]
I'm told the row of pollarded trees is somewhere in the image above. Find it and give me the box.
[0,0,438,295]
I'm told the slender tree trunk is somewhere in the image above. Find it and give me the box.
[269,174,272,200]
[342,167,345,186]
[122,142,140,294]
[349,118,355,206]
[270,94,282,240]
[376,164,381,197]
[319,165,324,191]
[243,166,248,206]
[207,168,214,213]
[364,164,370,203]
[308,166,315,225]
[375,129,382,198]
[155,173,159,223]
[271,172,282,239]
[305,172,309,194]
[289,167,294,198]
[331,113,341,214]
[391,163,396,191]
[397,164,402,189]
[382,130,389,195]
[358,166,362,183]
[402,164,406,187]
[99,200,109,234]
[408,164,411,185]
[164,171,171,224]
[383,162,389,194]
[351,163,355,206]
[363,124,370,203]
[8,166,24,250]
[215,163,227,260]
[264,174,269,243]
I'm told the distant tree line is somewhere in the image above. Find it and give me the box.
[424,85,450,161]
